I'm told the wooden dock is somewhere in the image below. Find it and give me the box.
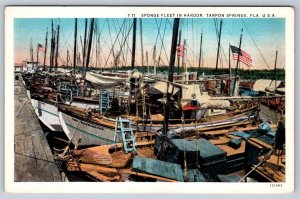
[14,75,62,182]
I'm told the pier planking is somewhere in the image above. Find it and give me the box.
[14,76,62,182]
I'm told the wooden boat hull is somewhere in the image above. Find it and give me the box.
[58,111,116,146]
[30,98,62,131]
[132,110,256,133]
[58,105,257,146]
[30,98,99,132]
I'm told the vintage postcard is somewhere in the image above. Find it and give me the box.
[5,6,294,193]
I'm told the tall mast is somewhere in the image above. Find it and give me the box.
[215,19,223,76]
[146,50,149,74]
[66,50,69,67]
[55,25,60,70]
[50,19,55,72]
[50,19,54,72]
[30,39,33,69]
[273,50,278,89]
[96,35,99,68]
[177,30,182,75]
[161,18,180,159]
[98,35,101,69]
[73,18,77,71]
[153,45,156,74]
[82,18,88,69]
[139,19,144,71]
[43,28,48,70]
[131,18,137,70]
[84,18,95,75]
[182,39,187,74]
[228,43,231,78]
[198,32,203,78]
[36,44,39,69]
[232,28,243,96]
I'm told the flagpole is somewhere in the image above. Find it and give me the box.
[232,28,243,96]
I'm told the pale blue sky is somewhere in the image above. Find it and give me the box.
[14,18,285,69]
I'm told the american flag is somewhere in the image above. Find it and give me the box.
[38,43,46,52]
[230,45,252,67]
[176,44,185,57]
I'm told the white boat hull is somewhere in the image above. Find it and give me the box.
[30,99,62,131]
[58,111,116,146]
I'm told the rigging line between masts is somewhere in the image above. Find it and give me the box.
[103,19,128,68]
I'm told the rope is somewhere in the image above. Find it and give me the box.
[239,148,274,182]
[155,19,170,66]
[241,19,271,70]
[15,99,28,118]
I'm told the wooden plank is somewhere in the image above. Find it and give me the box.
[14,78,62,182]
[217,141,246,156]
[87,171,120,182]
[67,162,118,174]
[247,139,264,149]
[249,138,272,149]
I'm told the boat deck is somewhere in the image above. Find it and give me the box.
[14,75,62,182]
